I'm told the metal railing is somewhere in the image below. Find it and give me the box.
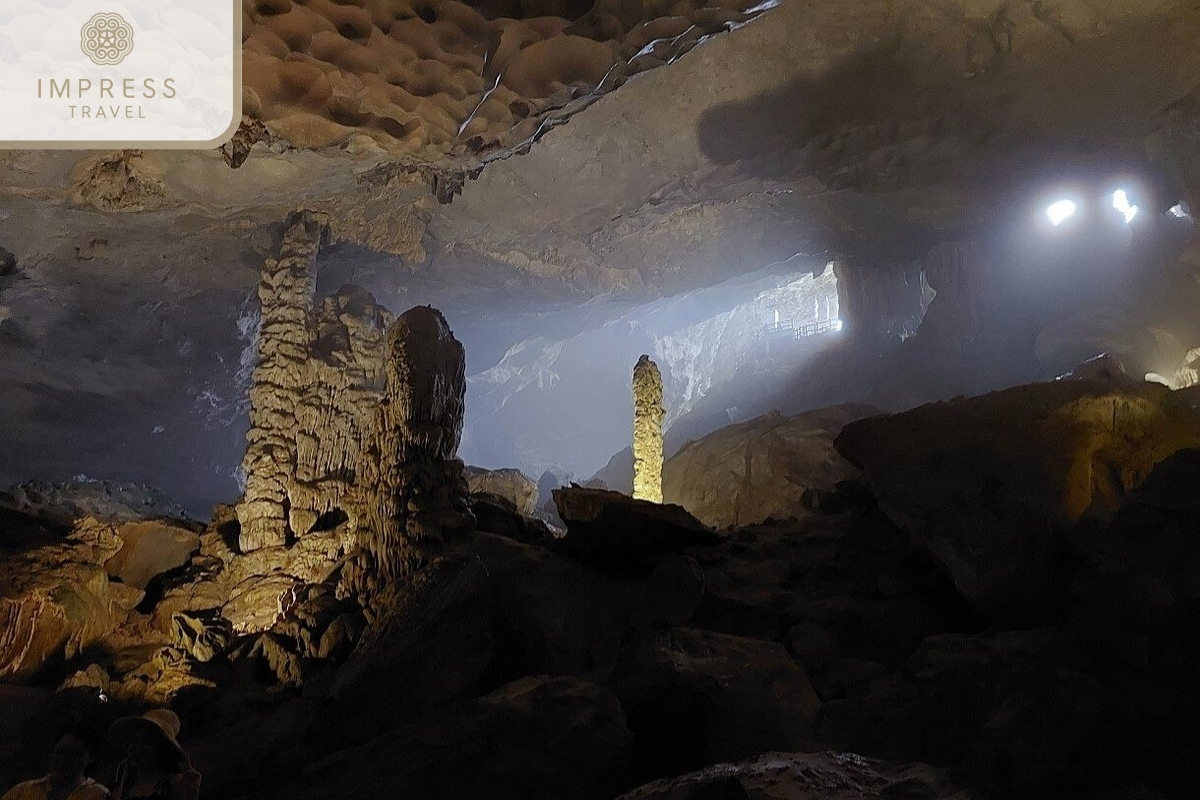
[764,318,842,339]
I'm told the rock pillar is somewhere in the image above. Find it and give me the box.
[350,306,475,602]
[238,214,320,552]
[632,354,665,503]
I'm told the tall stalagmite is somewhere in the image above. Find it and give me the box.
[238,215,320,552]
[350,306,475,605]
[237,215,393,552]
[632,354,665,503]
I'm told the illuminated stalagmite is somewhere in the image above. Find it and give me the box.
[238,215,320,551]
[237,214,392,552]
[349,306,475,604]
[632,354,665,503]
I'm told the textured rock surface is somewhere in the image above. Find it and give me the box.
[617,627,821,774]
[0,518,138,680]
[238,215,394,551]
[632,354,665,503]
[663,404,878,529]
[241,0,773,158]
[464,466,538,517]
[103,521,200,590]
[835,380,1200,621]
[553,486,717,568]
[617,751,979,800]
[0,479,190,527]
[349,305,475,604]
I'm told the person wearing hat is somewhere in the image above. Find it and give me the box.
[1,734,109,800]
[106,711,200,800]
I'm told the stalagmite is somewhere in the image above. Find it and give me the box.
[632,354,665,504]
[237,214,320,552]
[348,306,475,606]
[237,215,393,552]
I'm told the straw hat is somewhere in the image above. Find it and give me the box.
[108,709,190,770]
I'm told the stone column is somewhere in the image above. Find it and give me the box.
[632,354,665,503]
[237,214,320,552]
[350,306,475,603]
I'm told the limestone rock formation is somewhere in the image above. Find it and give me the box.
[617,751,980,800]
[662,404,878,529]
[240,0,773,159]
[239,214,322,551]
[617,628,821,773]
[349,306,475,603]
[104,521,200,590]
[553,486,717,570]
[238,215,394,551]
[835,379,1200,621]
[464,466,538,517]
[632,354,664,503]
[0,518,139,681]
[0,478,190,527]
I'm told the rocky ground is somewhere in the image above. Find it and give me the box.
[2,377,1200,800]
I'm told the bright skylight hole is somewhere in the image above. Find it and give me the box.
[1112,190,1138,223]
[1046,200,1077,226]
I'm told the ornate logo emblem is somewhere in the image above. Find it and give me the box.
[80,12,134,66]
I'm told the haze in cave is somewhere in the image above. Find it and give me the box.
[2,1,1200,799]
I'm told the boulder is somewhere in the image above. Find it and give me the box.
[0,518,140,680]
[297,676,634,800]
[470,533,704,679]
[552,487,719,570]
[835,380,1200,622]
[330,557,497,737]
[616,751,980,800]
[663,405,878,528]
[104,520,200,589]
[465,467,539,517]
[616,628,821,777]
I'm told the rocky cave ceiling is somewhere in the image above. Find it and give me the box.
[1,0,1199,510]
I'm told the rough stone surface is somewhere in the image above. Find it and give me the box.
[632,354,665,503]
[835,380,1200,621]
[348,306,475,605]
[104,521,200,590]
[663,404,878,529]
[616,627,821,776]
[0,478,190,527]
[617,751,980,800]
[0,518,138,680]
[464,466,538,517]
[553,486,718,568]
[238,215,395,551]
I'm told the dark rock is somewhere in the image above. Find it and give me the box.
[553,486,720,570]
[616,750,981,800]
[0,246,16,276]
[295,676,634,800]
[615,627,820,779]
[465,466,538,517]
[835,380,1200,623]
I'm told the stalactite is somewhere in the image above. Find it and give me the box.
[632,354,665,504]
[347,306,475,607]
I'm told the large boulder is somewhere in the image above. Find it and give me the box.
[553,487,719,570]
[617,751,980,800]
[616,627,821,777]
[104,521,200,590]
[465,467,539,517]
[295,676,634,800]
[470,533,704,679]
[835,380,1200,621]
[663,405,878,528]
[0,518,141,680]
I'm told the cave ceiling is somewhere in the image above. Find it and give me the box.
[1,0,1198,504]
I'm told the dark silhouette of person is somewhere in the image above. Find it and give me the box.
[105,711,199,800]
[1,734,109,800]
